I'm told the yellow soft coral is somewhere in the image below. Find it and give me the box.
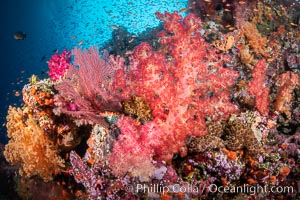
[4,106,65,181]
[123,95,152,122]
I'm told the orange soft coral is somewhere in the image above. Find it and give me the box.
[275,72,299,118]
[242,22,268,57]
[4,106,65,181]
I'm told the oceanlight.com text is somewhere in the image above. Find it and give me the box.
[130,183,295,196]
[208,184,294,195]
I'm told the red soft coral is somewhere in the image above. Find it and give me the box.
[110,12,239,165]
[248,59,270,116]
[157,12,239,121]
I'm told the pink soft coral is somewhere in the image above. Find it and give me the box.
[48,50,71,81]
[109,12,239,176]
[108,116,155,181]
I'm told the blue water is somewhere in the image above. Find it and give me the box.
[0,0,187,143]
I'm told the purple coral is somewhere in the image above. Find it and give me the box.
[205,151,245,183]
[69,150,137,200]
[69,151,103,199]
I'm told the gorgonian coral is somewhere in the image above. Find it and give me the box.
[54,46,125,126]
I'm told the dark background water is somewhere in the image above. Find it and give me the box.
[0,0,187,143]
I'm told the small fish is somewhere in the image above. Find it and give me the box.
[266,58,273,62]
[53,49,59,53]
[128,38,135,43]
[179,7,189,13]
[40,56,46,61]
[111,25,119,30]
[238,1,246,4]
[125,50,133,55]
[71,35,77,39]
[290,22,298,27]
[78,40,84,45]
[13,31,26,40]
[14,91,21,97]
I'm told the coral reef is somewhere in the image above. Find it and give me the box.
[108,116,155,181]
[48,50,71,81]
[189,113,264,156]
[188,121,225,153]
[122,95,152,122]
[248,59,270,116]
[54,46,125,126]
[275,71,299,118]
[4,106,65,181]
[242,22,268,56]
[224,116,263,155]
[2,1,300,199]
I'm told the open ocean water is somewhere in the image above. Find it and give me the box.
[0,0,187,143]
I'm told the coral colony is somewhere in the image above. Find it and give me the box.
[2,0,300,199]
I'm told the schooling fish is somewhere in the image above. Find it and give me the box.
[13,31,26,40]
